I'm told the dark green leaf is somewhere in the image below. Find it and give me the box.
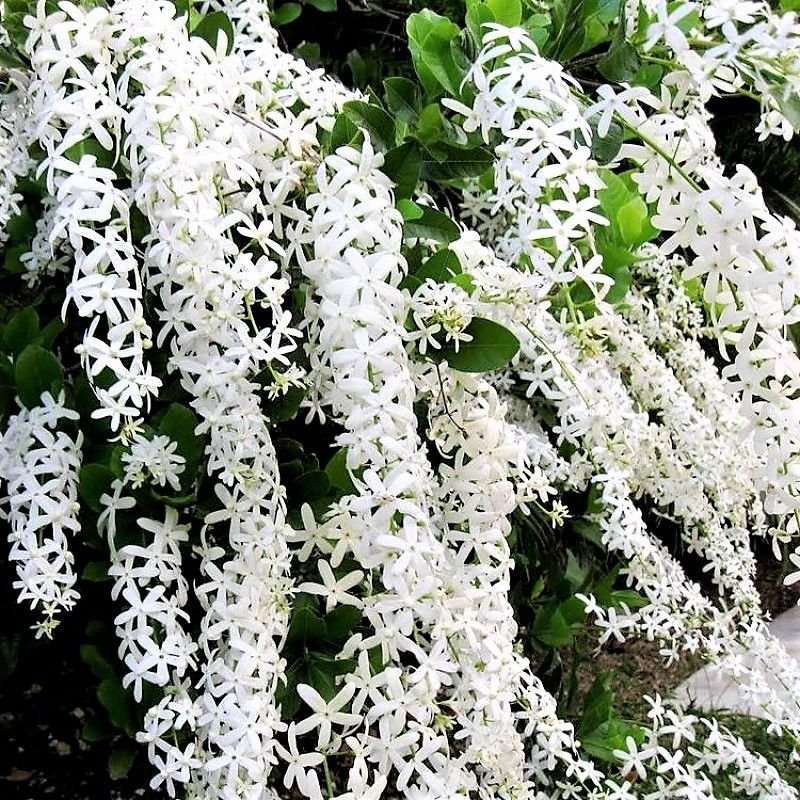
[286,595,327,646]
[0,635,20,684]
[325,448,355,493]
[597,40,640,82]
[579,674,614,735]
[108,746,136,780]
[329,113,363,151]
[81,644,117,682]
[382,141,421,200]
[192,10,235,52]
[3,307,40,355]
[324,606,361,641]
[383,77,420,122]
[14,345,63,408]
[307,0,336,10]
[342,100,396,150]
[82,561,110,582]
[589,118,623,165]
[403,205,461,243]
[288,470,330,503]
[62,137,116,170]
[97,679,134,733]
[158,403,203,474]
[82,716,114,742]
[397,199,424,220]
[401,248,462,292]
[436,317,520,372]
[532,605,575,647]
[79,464,115,514]
[420,142,494,182]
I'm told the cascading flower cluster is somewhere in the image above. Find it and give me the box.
[3,0,800,798]
[0,391,82,638]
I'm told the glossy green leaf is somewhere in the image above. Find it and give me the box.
[326,448,356,493]
[14,345,63,408]
[159,403,203,475]
[437,317,520,372]
[79,464,115,514]
[403,205,461,242]
[406,10,465,98]
[382,141,421,199]
[420,142,494,182]
[342,100,396,150]
[383,77,420,122]
[3,307,40,355]
[192,10,234,51]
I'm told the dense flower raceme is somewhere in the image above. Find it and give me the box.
[628,0,800,139]
[3,1,800,799]
[0,391,82,638]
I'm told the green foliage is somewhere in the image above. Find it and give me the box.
[14,345,64,408]
[190,10,234,53]
[406,10,467,98]
[433,317,520,372]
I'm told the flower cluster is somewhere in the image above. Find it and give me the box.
[0,392,82,638]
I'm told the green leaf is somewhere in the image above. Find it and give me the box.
[609,589,649,610]
[436,317,520,372]
[485,0,521,26]
[191,10,235,52]
[3,307,40,355]
[401,248,462,292]
[97,679,134,733]
[403,205,461,243]
[82,716,113,742]
[286,595,327,647]
[82,561,110,582]
[579,674,614,736]
[398,199,424,221]
[589,118,623,165]
[79,464,115,514]
[420,142,494,182]
[465,1,496,46]
[159,403,203,475]
[307,0,336,10]
[0,45,25,69]
[383,77,420,122]
[342,100,396,150]
[406,10,466,98]
[14,345,63,408]
[62,137,115,170]
[39,317,65,349]
[80,644,117,682]
[108,745,136,780]
[329,113,363,151]
[288,470,330,503]
[781,0,800,10]
[417,103,445,144]
[597,40,640,82]
[324,606,361,641]
[326,448,355,493]
[532,605,575,647]
[616,196,648,246]
[382,142,421,200]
